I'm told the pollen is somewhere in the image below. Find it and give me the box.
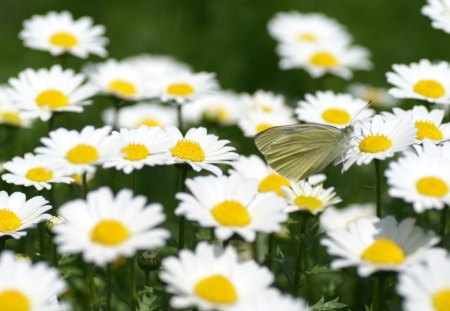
[433,289,450,311]
[167,83,195,96]
[194,274,238,304]
[415,121,443,141]
[361,238,405,265]
[321,108,351,125]
[35,90,69,109]
[49,32,78,48]
[121,143,150,161]
[90,220,130,246]
[416,177,449,197]
[413,79,445,99]
[359,135,392,153]
[294,195,323,211]
[0,289,30,311]
[25,166,53,182]
[258,173,291,197]
[309,52,338,67]
[108,80,137,97]
[0,210,21,233]
[256,123,273,133]
[66,144,99,164]
[170,140,205,162]
[211,200,251,227]
[135,118,162,128]
[1,112,21,125]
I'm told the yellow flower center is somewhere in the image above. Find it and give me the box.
[416,177,449,197]
[204,107,230,123]
[135,118,162,128]
[359,135,392,153]
[211,200,251,227]
[108,80,137,97]
[35,90,69,109]
[170,140,205,162]
[361,238,405,265]
[256,123,273,133]
[121,143,150,161]
[1,112,21,125]
[49,32,78,48]
[258,173,291,197]
[309,52,338,67]
[321,108,352,125]
[433,289,450,311]
[90,220,130,246]
[413,79,445,99]
[194,275,238,305]
[415,121,443,141]
[296,32,318,42]
[0,210,21,232]
[66,144,99,164]
[167,83,195,96]
[294,195,323,211]
[0,289,30,311]
[25,166,53,182]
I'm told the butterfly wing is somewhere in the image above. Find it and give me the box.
[255,124,348,181]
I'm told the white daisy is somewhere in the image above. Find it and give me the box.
[278,41,371,79]
[342,115,416,171]
[0,251,66,310]
[283,180,341,214]
[20,11,108,58]
[347,83,397,107]
[296,91,374,128]
[2,153,73,190]
[0,86,33,127]
[175,174,288,242]
[102,126,173,174]
[160,242,274,310]
[35,126,113,175]
[53,187,170,265]
[397,249,450,311]
[240,90,290,114]
[8,65,97,121]
[319,203,377,232]
[386,59,450,104]
[268,11,351,45]
[166,127,238,176]
[422,0,450,34]
[321,216,439,277]
[0,191,51,239]
[238,109,296,137]
[123,54,190,79]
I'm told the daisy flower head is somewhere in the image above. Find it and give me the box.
[35,125,113,175]
[268,11,351,45]
[398,249,450,311]
[238,109,296,137]
[166,126,239,176]
[2,153,73,190]
[422,0,450,34]
[296,91,374,128]
[175,174,288,242]
[240,90,290,114]
[0,191,51,239]
[123,54,190,79]
[8,65,97,121]
[342,115,416,171]
[53,187,170,265]
[283,179,341,215]
[319,203,377,232]
[228,288,311,311]
[160,242,274,310]
[278,41,372,79]
[157,71,218,104]
[348,83,397,107]
[386,140,450,213]
[19,11,108,58]
[0,251,66,310]
[386,59,450,104]
[321,216,439,277]
[0,86,33,128]
[102,126,173,174]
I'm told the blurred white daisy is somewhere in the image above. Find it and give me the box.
[2,153,73,190]
[278,42,371,79]
[283,180,341,214]
[20,11,108,58]
[0,251,66,310]
[35,126,113,175]
[398,249,450,311]
[319,203,377,232]
[342,115,416,171]
[321,216,439,277]
[0,87,33,127]
[0,191,51,239]
[296,91,374,128]
[240,90,290,114]
[175,174,288,242]
[123,54,190,79]
[166,127,238,176]
[386,59,450,104]
[238,109,296,137]
[422,0,450,34]
[8,65,97,121]
[103,126,173,174]
[347,83,397,107]
[54,187,170,265]
[268,11,351,45]
[160,242,274,310]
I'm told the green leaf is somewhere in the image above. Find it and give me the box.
[312,297,348,310]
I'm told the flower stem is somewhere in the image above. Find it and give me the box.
[86,263,98,311]
[129,257,137,310]
[0,236,7,251]
[372,274,382,311]
[106,264,112,311]
[440,205,449,247]
[293,214,309,296]
[374,160,382,218]
[177,165,188,250]
[81,172,88,199]
[176,103,183,133]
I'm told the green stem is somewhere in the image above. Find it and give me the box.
[129,257,137,310]
[106,264,112,311]
[176,103,183,133]
[87,264,98,311]
[253,234,260,262]
[81,172,88,199]
[293,214,308,296]
[177,165,188,250]
[372,274,382,311]
[267,233,274,270]
[440,205,449,247]
[374,160,382,218]
[0,236,7,251]
[144,271,150,288]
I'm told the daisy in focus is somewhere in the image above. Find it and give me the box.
[238,109,296,137]
[8,65,97,121]
[321,216,439,277]
[386,59,450,104]
[166,127,238,176]
[347,83,397,107]
[19,11,108,58]
[0,251,66,310]
[341,115,416,171]
[296,91,374,128]
[0,86,33,127]
[53,187,170,265]
[2,153,73,190]
[319,203,377,232]
[160,242,273,310]
[0,191,51,239]
[422,0,450,34]
[175,174,288,242]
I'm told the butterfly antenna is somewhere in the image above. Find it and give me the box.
[350,101,372,125]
